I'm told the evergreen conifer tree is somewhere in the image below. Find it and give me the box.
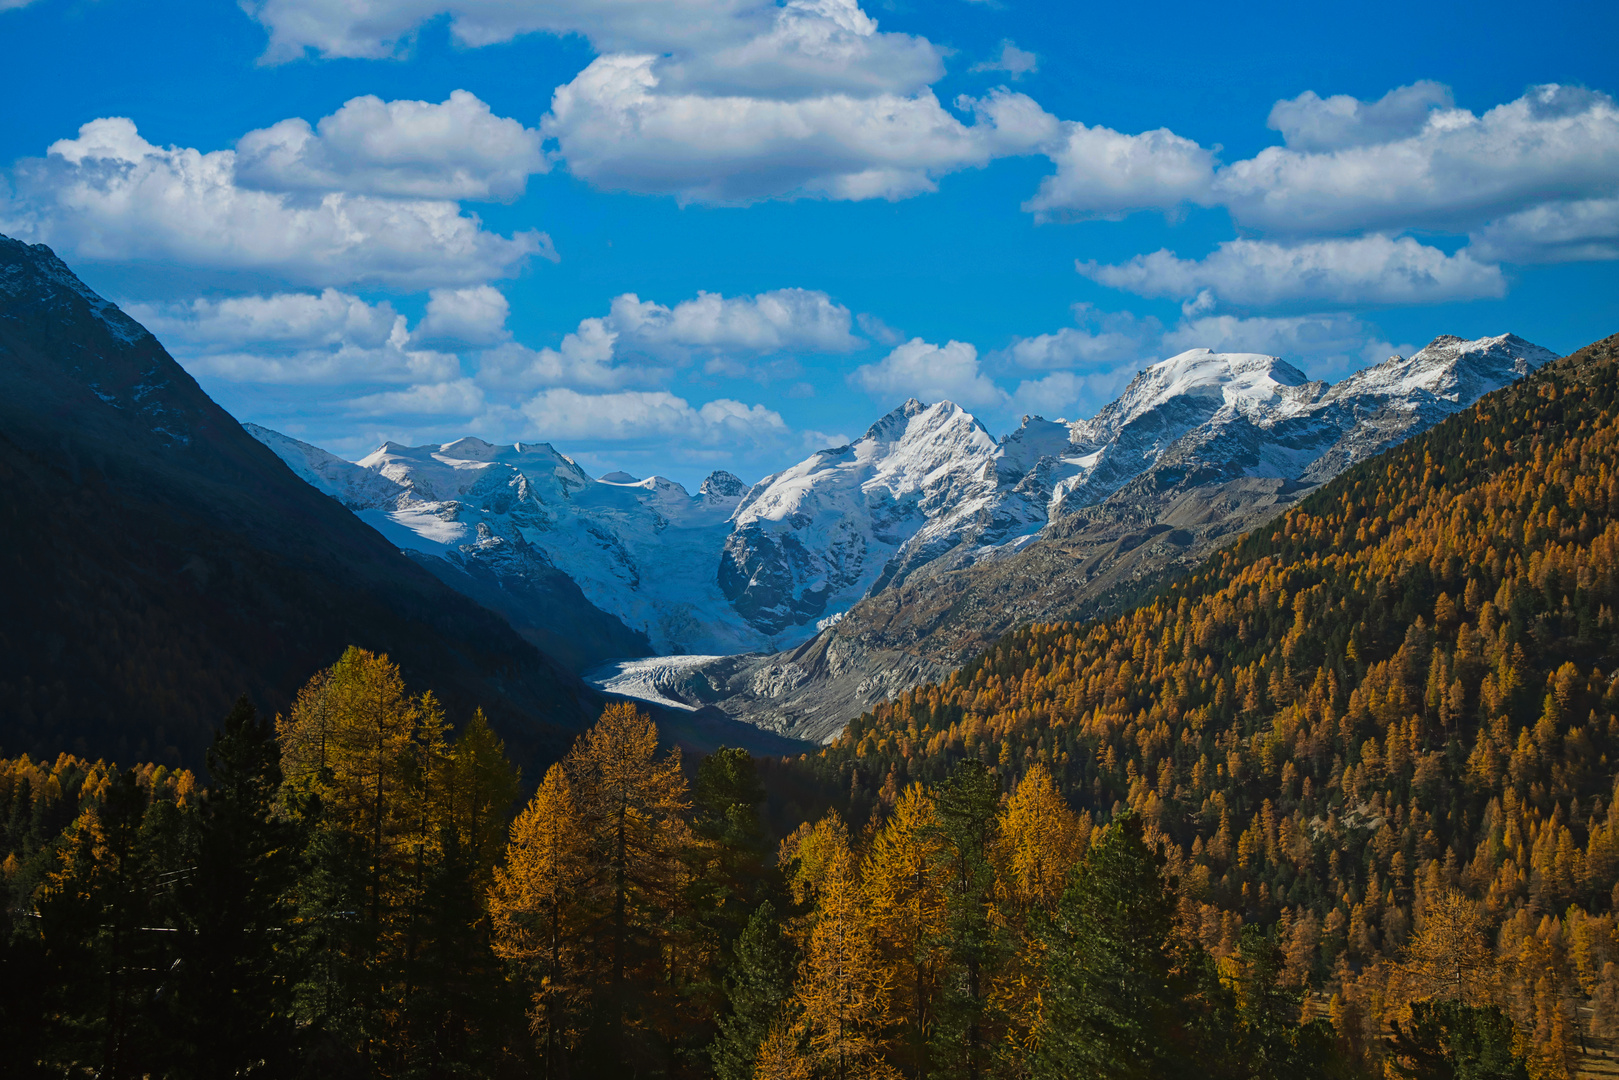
[169,696,299,1079]
[1034,810,1191,1080]
[928,759,1003,1080]
[711,900,798,1080]
[1386,999,1530,1080]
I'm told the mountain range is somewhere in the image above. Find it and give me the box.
[249,332,1555,741]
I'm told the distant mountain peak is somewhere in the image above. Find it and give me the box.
[700,470,748,499]
[862,397,936,441]
[439,436,500,460]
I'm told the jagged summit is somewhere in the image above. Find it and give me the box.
[700,470,748,499]
[1078,349,1316,442]
[1328,332,1558,406]
[718,397,1010,634]
[861,396,940,442]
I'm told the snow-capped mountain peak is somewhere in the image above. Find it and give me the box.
[1326,333,1559,407]
[860,397,933,442]
[1078,349,1316,442]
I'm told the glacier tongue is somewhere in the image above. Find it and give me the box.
[248,332,1556,666]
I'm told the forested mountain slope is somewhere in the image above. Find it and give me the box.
[803,330,1619,1076]
[0,236,594,766]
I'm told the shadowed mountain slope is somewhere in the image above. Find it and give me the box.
[0,236,594,767]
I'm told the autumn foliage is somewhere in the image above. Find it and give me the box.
[806,334,1619,1076]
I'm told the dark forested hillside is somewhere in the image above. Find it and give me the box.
[800,330,1619,1077]
[0,236,594,767]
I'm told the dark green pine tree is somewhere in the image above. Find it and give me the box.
[1386,1000,1530,1080]
[928,758,1003,1080]
[691,748,778,932]
[286,793,375,1079]
[33,768,184,1079]
[1033,809,1192,1080]
[1221,924,1344,1080]
[168,696,300,1079]
[673,747,785,1073]
[398,826,528,1078]
[709,900,798,1080]
[687,752,782,986]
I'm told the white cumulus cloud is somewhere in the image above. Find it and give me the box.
[2,118,549,290]
[995,305,1163,371]
[520,388,788,444]
[1218,84,1619,236]
[1077,235,1506,308]
[252,0,1056,205]
[248,0,942,97]
[1467,197,1619,264]
[1007,369,1137,421]
[1024,121,1215,220]
[850,337,1007,408]
[1022,82,1619,264]
[483,287,862,389]
[235,90,547,202]
[241,0,1097,210]
[970,40,1037,81]
[609,288,862,354]
[544,55,1057,203]
[1266,81,1454,152]
[128,290,461,385]
[413,285,512,348]
[348,378,488,418]
[132,288,400,351]
[248,0,768,64]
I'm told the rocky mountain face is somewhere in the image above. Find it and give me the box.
[0,236,596,766]
[718,399,1050,634]
[248,332,1554,742]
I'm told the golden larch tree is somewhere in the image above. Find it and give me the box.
[863,782,948,1071]
[997,763,1082,910]
[490,762,590,1072]
[785,814,898,1080]
[563,701,690,1048]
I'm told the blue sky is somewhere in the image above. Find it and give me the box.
[2,0,1616,487]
